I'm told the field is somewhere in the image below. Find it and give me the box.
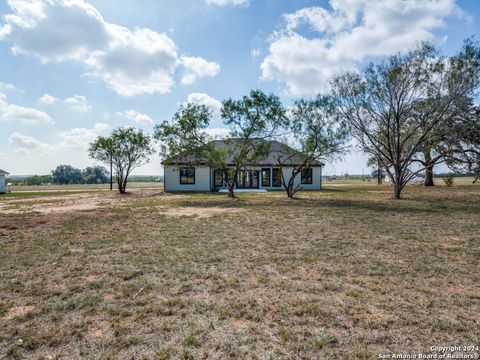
[0,182,479,359]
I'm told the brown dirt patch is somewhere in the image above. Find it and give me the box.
[0,190,184,215]
[86,322,111,341]
[2,305,36,321]
[83,274,101,282]
[158,206,244,219]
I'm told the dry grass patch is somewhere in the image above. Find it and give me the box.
[0,183,479,358]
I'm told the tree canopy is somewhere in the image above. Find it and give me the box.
[51,165,83,185]
[276,95,348,197]
[155,90,288,198]
[332,40,480,199]
[89,127,154,194]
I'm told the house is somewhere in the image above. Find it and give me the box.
[163,139,324,192]
[0,169,9,194]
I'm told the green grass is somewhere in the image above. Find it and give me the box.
[0,183,479,359]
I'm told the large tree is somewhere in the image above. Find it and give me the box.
[155,103,213,165]
[82,166,109,184]
[411,95,473,186]
[332,40,480,199]
[51,164,83,185]
[89,128,154,194]
[155,90,288,198]
[445,104,480,183]
[219,90,288,197]
[276,95,348,198]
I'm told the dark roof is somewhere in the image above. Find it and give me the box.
[0,169,9,175]
[163,139,324,167]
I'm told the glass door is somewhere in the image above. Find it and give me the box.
[237,170,259,188]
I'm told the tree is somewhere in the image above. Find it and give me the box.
[155,103,214,166]
[23,175,53,186]
[52,165,83,185]
[82,166,109,184]
[276,95,348,198]
[155,90,288,198]
[444,104,480,183]
[411,95,473,186]
[219,90,288,197]
[332,40,480,199]
[89,128,154,194]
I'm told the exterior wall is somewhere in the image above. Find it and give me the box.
[212,166,322,191]
[164,165,323,192]
[164,165,211,192]
[281,166,322,191]
[0,175,5,193]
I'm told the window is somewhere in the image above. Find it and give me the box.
[301,168,313,184]
[180,167,195,184]
[261,168,271,187]
[272,168,282,187]
[214,170,223,187]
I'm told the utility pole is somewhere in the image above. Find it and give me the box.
[110,152,113,191]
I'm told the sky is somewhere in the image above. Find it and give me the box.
[0,0,479,176]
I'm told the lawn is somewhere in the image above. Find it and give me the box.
[9,181,163,192]
[0,183,479,359]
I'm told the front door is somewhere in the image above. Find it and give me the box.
[237,170,259,189]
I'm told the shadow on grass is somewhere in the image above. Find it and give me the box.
[170,192,480,215]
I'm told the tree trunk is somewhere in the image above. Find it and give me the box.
[424,164,434,186]
[227,169,237,198]
[117,176,123,194]
[377,158,382,185]
[287,178,294,198]
[423,149,435,187]
[228,186,235,198]
[393,167,402,199]
[393,181,402,199]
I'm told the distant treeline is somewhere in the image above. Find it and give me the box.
[9,165,163,185]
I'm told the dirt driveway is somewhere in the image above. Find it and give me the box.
[0,191,164,214]
[0,190,242,218]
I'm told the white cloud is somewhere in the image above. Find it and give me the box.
[64,95,91,112]
[9,123,110,156]
[0,0,219,96]
[181,56,220,85]
[0,93,54,125]
[185,93,228,139]
[186,92,223,122]
[0,82,15,91]
[83,27,179,96]
[250,48,261,58]
[9,132,54,152]
[206,0,249,6]
[38,93,59,105]
[59,123,110,149]
[261,0,462,95]
[116,109,154,126]
[204,127,229,139]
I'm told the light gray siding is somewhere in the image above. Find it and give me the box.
[0,175,5,193]
[164,166,211,192]
[280,166,322,191]
[164,165,322,192]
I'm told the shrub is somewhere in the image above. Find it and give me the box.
[443,174,454,187]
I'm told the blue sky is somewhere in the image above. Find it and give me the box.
[0,0,479,176]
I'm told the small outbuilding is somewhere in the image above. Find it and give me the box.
[0,169,9,194]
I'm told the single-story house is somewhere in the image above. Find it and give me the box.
[163,139,324,192]
[0,169,9,194]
